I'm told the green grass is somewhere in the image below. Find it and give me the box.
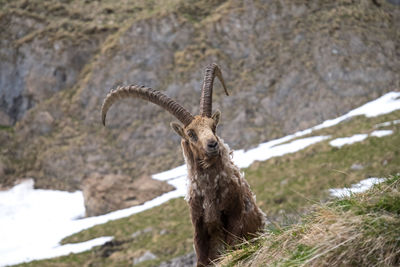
[281,244,317,266]
[0,125,13,132]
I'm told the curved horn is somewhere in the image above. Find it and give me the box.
[101,85,194,126]
[199,63,229,117]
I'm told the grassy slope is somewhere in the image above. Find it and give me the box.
[248,109,400,222]
[218,175,400,267]
[15,106,400,266]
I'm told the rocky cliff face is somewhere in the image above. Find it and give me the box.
[0,11,103,125]
[0,0,399,196]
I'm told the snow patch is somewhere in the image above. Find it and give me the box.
[233,136,330,168]
[152,165,187,181]
[375,119,400,128]
[329,134,368,148]
[1,236,113,266]
[329,178,386,198]
[313,92,400,131]
[370,130,394,137]
[0,177,187,267]
[329,129,394,148]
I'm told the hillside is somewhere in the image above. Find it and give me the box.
[1,0,399,197]
[6,92,399,266]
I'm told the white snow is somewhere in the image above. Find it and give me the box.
[329,134,368,148]
[375,119,400,128]
[370,130,394,137]
[0,177,188,267]
[0,179,86,265]
[1,91,400,266]
[329,129,394,148]
[312,92,400,131]
[233,136,330,169]
[2,236,113,266]
[152,164,187,181]
[329,177,386,197]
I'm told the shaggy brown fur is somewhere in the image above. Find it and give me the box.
[172,114,266,266]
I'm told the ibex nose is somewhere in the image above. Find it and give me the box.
[207,140,218,150]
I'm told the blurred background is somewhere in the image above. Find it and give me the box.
[0,0,399,266]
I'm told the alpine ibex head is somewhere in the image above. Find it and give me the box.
[101,63,229,165]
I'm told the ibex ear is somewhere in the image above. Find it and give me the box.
[170,122,186,139]
[212,110,221,126]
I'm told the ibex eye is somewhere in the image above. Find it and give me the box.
[187,130,197,142]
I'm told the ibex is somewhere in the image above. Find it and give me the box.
[101,63,265,266]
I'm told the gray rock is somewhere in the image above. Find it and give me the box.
[83,173,173,216]
[133,251,158,265]
[159,229,168,235]
[0,14,100,124]
[387,0,400,5]
[351,163,364,171]
[0,159,4,178]
[157,252,196,267]
[131,227,153,239]
[0,110,12,126]
[32,111,54,135]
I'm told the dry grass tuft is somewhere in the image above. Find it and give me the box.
[218,175,400,267]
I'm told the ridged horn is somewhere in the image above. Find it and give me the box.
[199,63,229,117]
[101,85,194,126]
